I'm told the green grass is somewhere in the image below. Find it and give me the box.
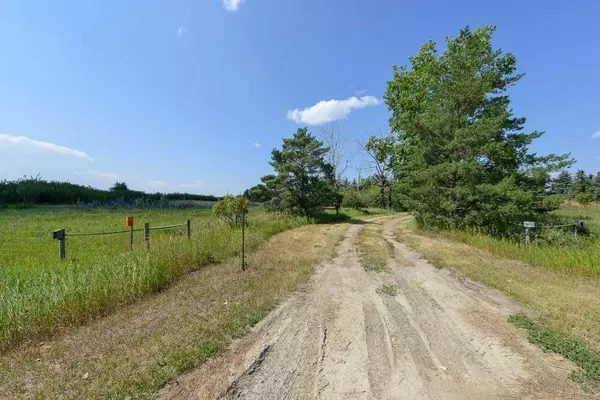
[425,202,600,277]
[376,284,398,296]
[0,207,306,350]
[0,206,386,351]
[510,313,600,391]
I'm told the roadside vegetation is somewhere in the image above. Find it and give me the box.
[0,207,306,350]
[0,222,349,398]
[396,215,600,389]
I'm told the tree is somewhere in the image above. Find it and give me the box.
[359,133,396,209]
[261,128,338,217]
[569,170,591,197]
[384,26,571,230]
[110,182,129,192]
[320,122,350,182]
[212,195,246,226]
[591,172,600,200]
[550,171,572,196]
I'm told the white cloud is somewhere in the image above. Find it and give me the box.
[180,180,203,189]
[355,89,368,96]
[287,96,381,126]
[592,130,600,138]
[253,142,261,148]
[75,170,119,182]
[221,0,244,12]
[177,26,187,36]
[0,134,94,161]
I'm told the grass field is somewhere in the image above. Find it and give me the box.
[0,206,308,350]
[0,206,387,351]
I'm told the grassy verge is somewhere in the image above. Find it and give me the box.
[357,219,393,272]
[510,313,600,391]
[0,221,349,398]
[395,216,600,356]
[436,228,600,277]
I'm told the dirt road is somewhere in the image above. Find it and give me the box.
[162,215,582,400]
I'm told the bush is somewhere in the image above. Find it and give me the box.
[341,188,364,210]
[212,195,246,226]
[575,192,594,205]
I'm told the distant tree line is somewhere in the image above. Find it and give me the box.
[0,176,219,206]
[550,170,600,204]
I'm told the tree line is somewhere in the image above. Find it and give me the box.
[0,177,219,206]
[247,26,584,234]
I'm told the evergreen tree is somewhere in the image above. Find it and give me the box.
[260,128,338,217]
[591,172,600,200]
[384,26,571,230]
[550,171,572,196]
[569,170,591,197]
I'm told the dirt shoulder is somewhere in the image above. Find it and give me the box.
[163,215,586,400]
[0,223,348,399]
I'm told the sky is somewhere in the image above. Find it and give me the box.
[0,0,598,196]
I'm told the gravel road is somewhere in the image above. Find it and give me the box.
[162,216,583,400]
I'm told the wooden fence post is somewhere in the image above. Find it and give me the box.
[186,219,191,239]
[53,229,66,259]
[144,222,150,250]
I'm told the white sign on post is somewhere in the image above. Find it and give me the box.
[523,221,536,228]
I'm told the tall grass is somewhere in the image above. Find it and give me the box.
[0,208,305,349]
[437,229,600,276]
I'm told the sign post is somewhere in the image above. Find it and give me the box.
[240,199,249,271]
[126,216,134,250]
[523,221,535,245]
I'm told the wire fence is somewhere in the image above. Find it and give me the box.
[52,218,191,259]
[506,218,587,245]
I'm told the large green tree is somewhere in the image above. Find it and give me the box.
[260,128,338,217]
[384,26,571,230]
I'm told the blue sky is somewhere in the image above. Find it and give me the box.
[0,0,598,195]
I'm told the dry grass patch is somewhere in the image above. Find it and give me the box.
[357,220,394,272]
[0,223,348,399]
[395,217,600,354]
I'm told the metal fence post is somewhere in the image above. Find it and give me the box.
[241,211,246,271]
[186,219,191,239]
[525,227,530,245]
[144,222,150,250]
[130,223,134,250]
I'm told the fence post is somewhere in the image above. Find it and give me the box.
[241,211,246,271]
[53,229,66,259]
[186,219,191,239]
[144,222,150,250]
[130,223,134,250]
[524,227,530,246]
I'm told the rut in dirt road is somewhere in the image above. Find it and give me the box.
[163,216,583,400]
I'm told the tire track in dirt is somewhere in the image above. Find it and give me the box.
[161,215,586,400]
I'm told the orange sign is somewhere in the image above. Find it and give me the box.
[240,199,249,209]
[126,216,134,227]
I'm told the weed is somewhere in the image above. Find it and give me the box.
[376,284,398,296]
[357,221,393,272]
[510,313,600,391]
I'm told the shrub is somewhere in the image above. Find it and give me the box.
[212,195,246,226]
[575,192,594,205]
